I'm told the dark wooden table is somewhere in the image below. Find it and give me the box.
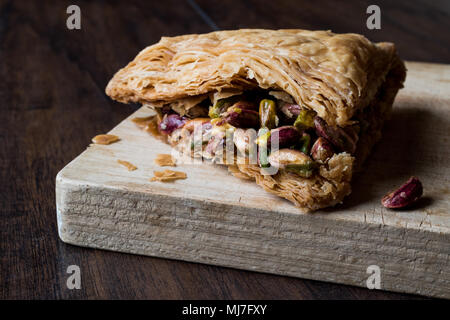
[1,0,449,300]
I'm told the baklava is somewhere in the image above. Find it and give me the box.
[106,29,406,211]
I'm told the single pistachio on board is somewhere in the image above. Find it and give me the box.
[158,114,187,135]
[314,116,357,154]
[259,99,278,129]
[294,109,316,131]
[224,107,260,128]
[381,177,423,209]
[311,137,334,162]
[268,149,316,178]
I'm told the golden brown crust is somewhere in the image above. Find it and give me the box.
[231,153,353,212]
[354,54,406,170]
[106,29,400,126]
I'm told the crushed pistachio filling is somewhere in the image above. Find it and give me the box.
[155,90,360,178]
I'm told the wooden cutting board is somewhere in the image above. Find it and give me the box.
[56,62,450,299]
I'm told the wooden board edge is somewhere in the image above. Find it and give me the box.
[56,174,450,299]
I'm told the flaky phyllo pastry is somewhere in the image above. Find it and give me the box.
[106,29,406,211]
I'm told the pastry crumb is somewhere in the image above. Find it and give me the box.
[117,160,137,171]
[92,134,120,145]
[132,116,156,128]
[150,170,186,182]
[132,115,164,140]
[154,154,176,166]
[144,120,161,137]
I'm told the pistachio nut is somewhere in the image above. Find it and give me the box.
[293,109,316,131]
[310,137,334,162]
[257,128,271,168]
[270,126,300,148]
[208,96,241,118]
[158,114,187,135]
[233,128,257,155]
[268,148,316,178]
[183,118,212,132]
[259,99,278,129]
[314,116,358,154]
[381,177,423,209]
[230,100,258,111]
[224,107,260,128]
[204,132,225,158]
[280,104,302,120]
[299,132,311,154]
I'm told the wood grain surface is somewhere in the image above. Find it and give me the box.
[1,0,449,300]
[56,62,450,299]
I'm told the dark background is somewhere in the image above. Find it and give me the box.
[1,0,449,299]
